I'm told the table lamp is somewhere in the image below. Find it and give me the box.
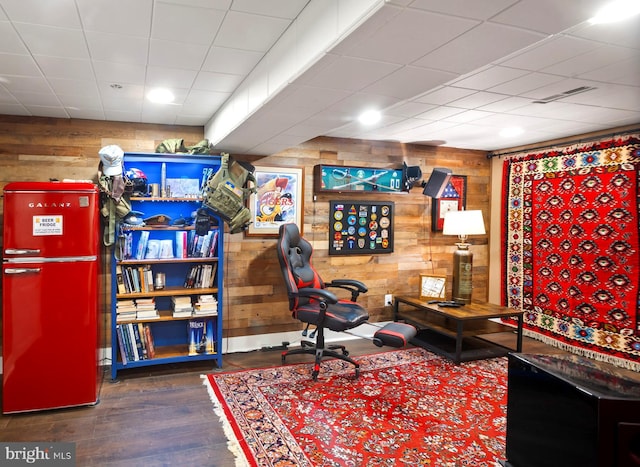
[442,210,486,303]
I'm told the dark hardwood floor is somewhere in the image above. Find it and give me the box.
[0,335,635,466]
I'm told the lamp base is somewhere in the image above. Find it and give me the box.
[451,245,473,304]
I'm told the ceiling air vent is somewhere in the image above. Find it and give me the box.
[532,86,597,104]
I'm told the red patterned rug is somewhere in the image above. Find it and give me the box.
[205,348,507,466]
[501,134,640,371]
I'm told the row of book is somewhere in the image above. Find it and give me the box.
[116,322,156,364]
[131,230,219,260]
[184,263,217,289]
[116,264,155,294]
[116,298,159,322]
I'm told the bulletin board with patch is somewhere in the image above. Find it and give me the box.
[329,200,394,255]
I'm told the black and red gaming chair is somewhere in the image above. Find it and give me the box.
[276,223,416,380]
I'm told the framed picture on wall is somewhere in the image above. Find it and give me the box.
[246,166,304,237]
[431,175,467,232]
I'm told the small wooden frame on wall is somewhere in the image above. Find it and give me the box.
[246,166,304,237]
[431,175,467,232]
[419,274,446,300]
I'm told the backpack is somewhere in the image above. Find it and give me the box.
[98,163,132,247]
[201,153,256,234]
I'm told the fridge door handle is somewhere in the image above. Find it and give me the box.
[4,248,41,255]
[5,267,41,275]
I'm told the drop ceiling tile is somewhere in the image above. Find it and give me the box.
[452,66,529,91]
[365,66,457,100]
[183,89,230,112]
[192,71,244,93]
[145,67,198,88]
[542,44,637,77]
[344,8,479,64]
[34,56,94,80]
[442,108,494,123]
[148,39,209,69]
[0,21,29,54]
[0,53,41,76]
[93,61,146,86]
[298,56,400,92]
[98,82,144,101]
[488,72,564,96]
[0,0,81,27]
[477,96,531,112]
[47,78,100,97]
[66,107,105,120]
[10,90,60,106]
[76,0,152,36]
[407,0,519,20]
[201,46,263,74]
[415,105,467,120]
[519,77,600,100]
[104,109,142,121]
[214,10,291,52]
[85,31,149,65]
[498,35,599,71]
[151,2,225,44]
[414,86,476,105]
[387,101,437,118]
[0,75,49,93]
[58,91,102,108]
[231,0,309,19]
[23,105,68,118]
[578,58,640,87]
[13,23,89,59]
[490,0,602,34]
[413,22,544,74]
[570,19,640,49]
[0,103,28,115]
[449,91,508,110]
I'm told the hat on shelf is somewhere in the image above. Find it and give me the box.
[99,145,124,176]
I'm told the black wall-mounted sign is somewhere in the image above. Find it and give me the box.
[329,200,394,255]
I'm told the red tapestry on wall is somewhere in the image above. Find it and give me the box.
[501,134,640,371]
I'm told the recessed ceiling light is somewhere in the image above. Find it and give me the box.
[500,127,524,138]
[589,0,640,24]
[147,88,175,104]
[358,109,381,125]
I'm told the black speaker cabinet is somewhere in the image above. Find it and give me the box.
[422,167,452,198]
[505,353,640,467]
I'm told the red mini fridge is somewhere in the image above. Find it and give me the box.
[2,181,100,413]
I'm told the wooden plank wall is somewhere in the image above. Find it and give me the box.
[0,116,491,349]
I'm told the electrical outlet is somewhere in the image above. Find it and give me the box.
[385,294,393,306]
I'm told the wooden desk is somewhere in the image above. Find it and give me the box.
[394,296,524,364]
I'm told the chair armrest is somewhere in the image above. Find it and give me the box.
[325,279,368,301]
[298,287,338,304]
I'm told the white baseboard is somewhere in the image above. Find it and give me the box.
[0,322,390,373]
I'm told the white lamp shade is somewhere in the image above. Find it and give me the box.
[442,210,486,236]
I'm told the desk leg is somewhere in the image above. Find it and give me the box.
[393,299,399,322]
[516,315,523,352]
[455,321,463,364]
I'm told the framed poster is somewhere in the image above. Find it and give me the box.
[431,175,467,232]
[246,166,304,237]
[329,200,394,255]
[314,164,405,193]
[419,274,446,300]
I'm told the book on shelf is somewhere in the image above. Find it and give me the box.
[145,239,160,259]
[143,324,155,359]
[171,296,193,317]
[159,239,174,259]
[175,231,187,259]
[194,294,218,316]
[135,231,150,260]
[115,265,127,293]
[116,324,128,365]
[188,318,216,355]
